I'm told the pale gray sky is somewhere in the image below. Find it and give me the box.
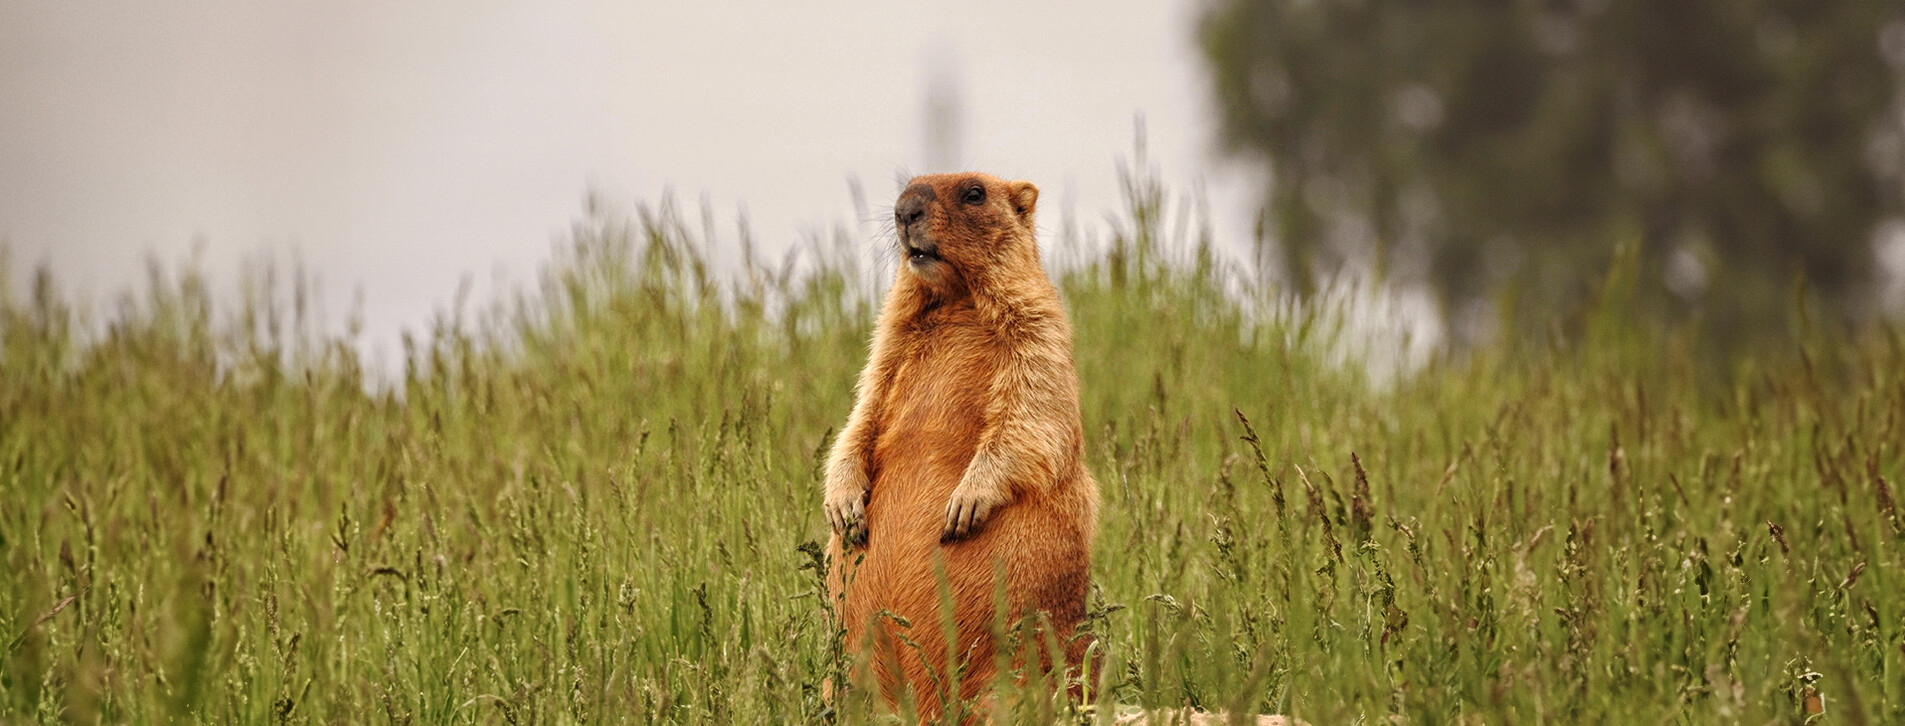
[1,1,1263,367]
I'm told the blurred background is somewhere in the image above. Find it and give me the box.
[4,1,1904,371]
[1202,0,1905,350]
[0,1,1256,374]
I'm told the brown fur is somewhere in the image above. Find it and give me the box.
[823,173,1099,720]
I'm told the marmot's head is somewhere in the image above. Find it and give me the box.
[893,173,1039,292]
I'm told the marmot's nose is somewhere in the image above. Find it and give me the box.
[895,184,934,227]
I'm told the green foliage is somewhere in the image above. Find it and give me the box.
[2,172,1903,723]
[1200,0,1905,345]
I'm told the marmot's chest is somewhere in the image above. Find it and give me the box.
[874,326,998,461]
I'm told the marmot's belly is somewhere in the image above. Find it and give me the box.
[854,448,1089,624]
[846,367,1090,655]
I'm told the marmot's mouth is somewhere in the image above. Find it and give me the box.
[904,245,941,265]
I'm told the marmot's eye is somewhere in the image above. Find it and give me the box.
[962,185,986,205]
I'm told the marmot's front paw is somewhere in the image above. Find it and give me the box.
[941,484,1005,541]
[824,485,869,547]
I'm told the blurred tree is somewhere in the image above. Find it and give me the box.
[1201,0,1905,345]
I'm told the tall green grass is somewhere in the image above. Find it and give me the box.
[2,164,1901,724]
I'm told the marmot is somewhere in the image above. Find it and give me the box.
[823,172,1100,719]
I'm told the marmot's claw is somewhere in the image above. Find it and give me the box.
[825,489,869,548]
[941,486,1000,541]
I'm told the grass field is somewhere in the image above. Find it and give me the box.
[3,167,1902,724]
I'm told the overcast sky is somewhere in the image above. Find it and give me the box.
[1,1,1266,368]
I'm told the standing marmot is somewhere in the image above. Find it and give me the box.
[823,173,1099,720]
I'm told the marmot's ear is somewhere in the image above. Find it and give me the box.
[1009,181,1039,224]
